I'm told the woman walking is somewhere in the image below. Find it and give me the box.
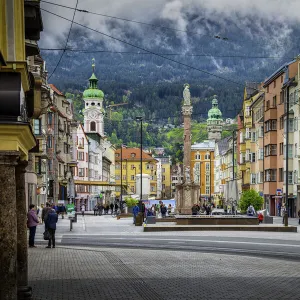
[27,204,39,248]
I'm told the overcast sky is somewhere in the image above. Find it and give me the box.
[40,0,299,54]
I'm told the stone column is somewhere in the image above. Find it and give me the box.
[0,151,20,300]
[16,160,32,299]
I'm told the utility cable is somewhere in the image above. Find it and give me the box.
[40,48,288,60]
[48,0,79,80]
[40,0,229,41]
[41,8,268,94]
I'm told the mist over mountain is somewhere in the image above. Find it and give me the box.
[40,0,300,120]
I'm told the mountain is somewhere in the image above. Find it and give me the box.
[41,10,299,122]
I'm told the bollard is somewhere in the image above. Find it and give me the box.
[284,211,289,227]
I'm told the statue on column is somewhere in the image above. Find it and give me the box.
[185,166,191,182]
[183,83,191,105]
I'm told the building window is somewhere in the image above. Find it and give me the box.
[195,154,201,160]
[116,175,120,180]
[251,153,256,162]
[278,168,283,182]
[131,153,136,158]
[258,172,264,183]
[162,175,166,181]
[273,80,276,88]
[280,91,284,104]
[266,100,270,110]
[78,168,85,177]
[295,144,298,158]
[205,154,210,160]
[131,175,135,180]
[205,163,210,172]
[258,149,264,160]
[284,171,293,184]
[151,186,155,192]
[205,175,210,185]
[294,171,298,184]
[265,169,276,182]
[280,117,284,129]
[123,175,126,180]
[35,157,41,174]
[78,152,84,161]
[123,164,126,169]
[162,168,166,173]
[90,121,96,131]
[47,136,52,149]
[47,112,53,126]
[64,142,69,154]
[33,119,41,135]
[279,143,283,155]
[131,186,135,193]
[264,144,277,156]
[116,164,120,169]
[283,144,293,159]
[265,120,277,132]
[146,164,150,170]
[245,106,251,117]
[251,131,256,142]
[250,174,256,184]
[205,187,210,195]
[272,96,277,107]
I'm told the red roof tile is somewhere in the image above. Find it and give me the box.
[49,84,64,96]
[115,147,156,161]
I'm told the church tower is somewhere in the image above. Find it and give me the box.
[207,95,223,141]
[82,59,105,136]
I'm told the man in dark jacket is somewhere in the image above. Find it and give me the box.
[42,202,52,224]
[45,209,58,248]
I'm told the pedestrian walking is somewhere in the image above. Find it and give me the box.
[114,203,119,214]
[81,204,85,216]
[27,204,39,248]
[133,203,139,224]
[93,205,98,216]
[105,204,109,214]
[61,204,66,219]
[41,202,52,224]
[298,209,300,225]
[45,209,58,248]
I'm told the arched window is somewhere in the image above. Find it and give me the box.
[90,121,96,131]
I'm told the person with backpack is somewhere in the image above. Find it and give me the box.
[45,209,58,248]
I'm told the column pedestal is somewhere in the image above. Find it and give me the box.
[176,182,200,214]
[0,151,19,300]
[16,161,32,299]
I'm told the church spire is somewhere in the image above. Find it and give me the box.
[89,58,98,89]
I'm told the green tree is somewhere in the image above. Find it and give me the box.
[124,196,138,208]
[239,189,264,213]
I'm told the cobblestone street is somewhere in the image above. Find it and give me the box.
[29,246,300,300]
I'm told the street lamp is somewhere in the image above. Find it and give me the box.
[136,117,143,215]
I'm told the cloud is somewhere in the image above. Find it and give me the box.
[40,0,300,59]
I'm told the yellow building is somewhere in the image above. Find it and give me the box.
[115,148,157,198]
[238,83,261,192]
[191,140,215,202]
[0,1,43,298]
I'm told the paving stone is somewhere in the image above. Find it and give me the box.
[29,246,300,300]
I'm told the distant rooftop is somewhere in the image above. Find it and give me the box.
[191,140,215,150]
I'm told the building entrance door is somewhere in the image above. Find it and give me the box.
[288,198,295,217]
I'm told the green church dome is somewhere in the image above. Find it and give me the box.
[208,95,222,120]
[83,59,104,99]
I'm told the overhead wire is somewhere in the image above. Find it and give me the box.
[40,7,271,95]
[47,0,79,80]
[40,0,229,41]
[40,48,289,60]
